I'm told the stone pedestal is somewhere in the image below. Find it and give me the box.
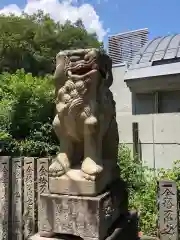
[49,164,120,196]
[30,211,138,240]
[37,180,128,240]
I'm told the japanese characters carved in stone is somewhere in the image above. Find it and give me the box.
[49,48,119,181]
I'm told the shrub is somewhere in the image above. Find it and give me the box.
[0,69,59,156]
[118,144,180,236]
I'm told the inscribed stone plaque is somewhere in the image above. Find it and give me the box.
[12,157,23,240]
[158,180,178,240]
[30,210,138,240]
[39,179,127,240]
[0,156,10,240]
[24,157,36,239]
[37,158,50,231]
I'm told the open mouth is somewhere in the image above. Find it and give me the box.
[69,57,98,76]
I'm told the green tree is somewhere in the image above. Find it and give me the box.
[0,11,103,75]
[0,70,59,156]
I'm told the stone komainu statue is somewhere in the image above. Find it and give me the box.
[49,48,119,181]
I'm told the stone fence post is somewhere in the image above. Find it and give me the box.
[157,180,179,240]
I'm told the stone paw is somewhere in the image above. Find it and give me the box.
[39,231,55,238]
[56,102,67,116]
[49,153,70,177]
[49,160,65,177]
[81,157,103,181]
[81,172,96,181]
[84,115,98,126]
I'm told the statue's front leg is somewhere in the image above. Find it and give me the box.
[81,120,103,181]
[49,115,73,177]
[39,231,55,238]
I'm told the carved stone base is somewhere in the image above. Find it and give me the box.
[30,211,138,240]
[49,163,120,196]
[38,179,128,240]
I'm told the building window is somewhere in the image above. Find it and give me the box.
[133,91,180,115]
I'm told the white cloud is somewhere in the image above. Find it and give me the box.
[0,0,107,41]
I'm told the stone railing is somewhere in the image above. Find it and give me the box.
[0,156,51,240]
[157,180,179,240]
[0,156,179,240]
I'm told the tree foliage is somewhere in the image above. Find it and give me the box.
[0,11,103,75]
[0,70,59,156]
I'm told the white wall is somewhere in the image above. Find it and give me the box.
[111,64,180,169]
[110,64,132,116]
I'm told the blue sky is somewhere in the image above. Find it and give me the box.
[1,0,180,46]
